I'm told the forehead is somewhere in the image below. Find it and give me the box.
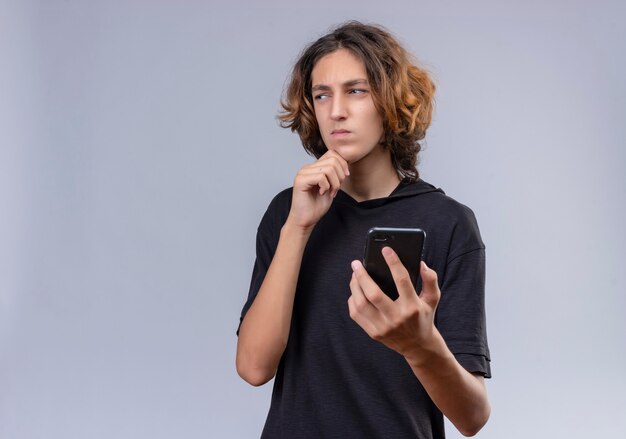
[311,49,367,85]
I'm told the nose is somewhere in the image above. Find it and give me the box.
[330,94,347,121]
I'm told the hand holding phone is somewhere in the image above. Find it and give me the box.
[362,227,426,300]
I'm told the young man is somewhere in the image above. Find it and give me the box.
[236,21,491,438]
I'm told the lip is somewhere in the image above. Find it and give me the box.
[331,129,352,138]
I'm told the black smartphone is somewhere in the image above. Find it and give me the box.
[362,227,426,300]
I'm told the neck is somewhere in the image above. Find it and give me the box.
[341,146,401,202]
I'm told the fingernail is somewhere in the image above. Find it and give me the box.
[351,260,359,271]
[382,246,393,257]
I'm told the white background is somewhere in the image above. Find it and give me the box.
[1,1,625,437]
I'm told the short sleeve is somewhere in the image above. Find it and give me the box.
[435,205,491,378]
[235,189,290,336]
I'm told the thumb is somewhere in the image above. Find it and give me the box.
[419,261,441,309]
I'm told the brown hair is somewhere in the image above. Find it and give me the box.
[278,21,436,181]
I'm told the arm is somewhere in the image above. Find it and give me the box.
[236,221,312,386]
[236,151,349,386]
[403,330,490,436]
[348,248,490,436]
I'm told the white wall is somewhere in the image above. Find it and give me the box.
[1,1,625,437]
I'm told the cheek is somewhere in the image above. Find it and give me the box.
[314,107,329,130]
[364,109,384,137]
[357,100,383,127]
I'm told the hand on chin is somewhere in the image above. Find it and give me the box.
[327,145,357,164]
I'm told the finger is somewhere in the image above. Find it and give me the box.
[319,157,347,191]
[303,159,345,195]
[347,294,379,337]
[321,150,350,175]
[321,165,341,195]
[348,273,384,335]
[418,261,441,310]
[381,246,417,301]
[322,155,349,180]
[349,272,379,318]
[296,170,331,195]
[351,260,395,314]
[317,172,332,195]
[306,154,346,176]
[299,164,341,196]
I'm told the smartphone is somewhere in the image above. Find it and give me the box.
[362,227,426,300]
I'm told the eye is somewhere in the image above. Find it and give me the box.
[314,93,329,100]
[348,88,367,95]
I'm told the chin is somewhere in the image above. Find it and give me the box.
[328,144,362,164]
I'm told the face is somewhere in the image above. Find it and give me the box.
[310,49,385,164]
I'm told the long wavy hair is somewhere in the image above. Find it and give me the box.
[278,21,436,181]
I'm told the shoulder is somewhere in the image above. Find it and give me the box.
[257,187,293,237]
[433,193,481,234]
[269,186,293,208]
[410,180,485,260]
[265,186,293,219]
[436,194,485,261]
[409,179,481,231]
[447,202,484,262]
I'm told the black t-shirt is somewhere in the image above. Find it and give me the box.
[237,178,491,439]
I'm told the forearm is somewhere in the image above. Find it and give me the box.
[236,220,312,386]
[405,331,490,437]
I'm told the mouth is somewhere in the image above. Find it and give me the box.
[331,129,352,138]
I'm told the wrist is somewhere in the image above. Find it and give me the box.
[281,219,315,239]
[403,329,453,371]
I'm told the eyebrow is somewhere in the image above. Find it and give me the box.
[311,79,369,92]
